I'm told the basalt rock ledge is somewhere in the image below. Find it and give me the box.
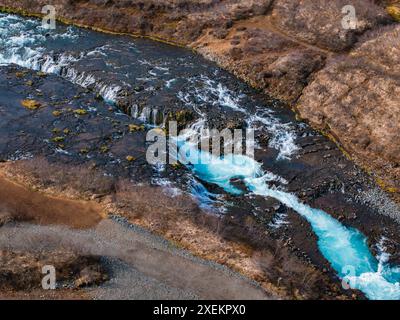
[0,0,399,195]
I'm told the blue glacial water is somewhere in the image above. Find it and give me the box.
[177,133,400,300]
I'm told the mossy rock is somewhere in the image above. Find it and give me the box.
[133,85,144,92]
[21,99,41,110]
[166,110,194,130]
[52,110,62,117]
[376,177,399,193]
[176,110,194,124]
[171,162,182,169]
[100,146,109,153]
[73,109,88,116]
[387,5,400,21]
[151,127,167,136]
[63,128,70,135]
[95,94,103,101]
[128,124,145,132]
[25,80,33,86]
[51,136,65,143]
[36,71,47,78]
[79,148,89,154]
[15,71,26,78]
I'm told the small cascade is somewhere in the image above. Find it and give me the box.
[130,104,164,126]
[174,124,400,299]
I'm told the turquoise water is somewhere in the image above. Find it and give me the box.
[177,135,400,300]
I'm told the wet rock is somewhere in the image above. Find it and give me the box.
[226,118,246,130]
[229,177,248,193]
[166,109,195,129]
[2,0,398,192]
[263,197,282,213]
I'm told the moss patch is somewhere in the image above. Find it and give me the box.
[51,136,65,143]
[128,124,145,132]
[73,109,88,116]
[387,5,400,21]
[52,110,62,117]
[21,99,41,110]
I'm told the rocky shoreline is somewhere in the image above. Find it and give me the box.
[0,64,336,299]
[0,63,398,299]
[0,0,399,197]
[0,5,399,300]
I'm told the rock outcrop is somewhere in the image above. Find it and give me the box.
[0,0,399,192]
[297,24,400,191]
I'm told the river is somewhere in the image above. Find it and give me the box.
[0,13,399,299]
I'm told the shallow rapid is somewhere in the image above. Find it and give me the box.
[177,131,400,300]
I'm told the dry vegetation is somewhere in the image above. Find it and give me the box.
[0,249,107,291]
[0,158,351,299]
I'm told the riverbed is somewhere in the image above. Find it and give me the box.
[0,13,399,300]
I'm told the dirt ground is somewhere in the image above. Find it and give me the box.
[0,174,104,229]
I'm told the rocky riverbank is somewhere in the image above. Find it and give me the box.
[0,65,331,299]
[0,0,399,197]
[0,62,399,299]
[0,6,399,299]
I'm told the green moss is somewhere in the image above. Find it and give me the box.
[171,163,181,169]
[21,99,41,110]
[73,109,88,116]
[165,110,194,131]
[376,178,399,193]
[51,136,65,143]
[15,71,26,78]
[128,124,145,132]
[100,145,109,153]
[176,110,194,124]
[387,5,400,21]
[36,71,47,78]
[52,110,62,117]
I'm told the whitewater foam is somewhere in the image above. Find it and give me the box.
[177,75,299,160]
[175,126,400,300]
